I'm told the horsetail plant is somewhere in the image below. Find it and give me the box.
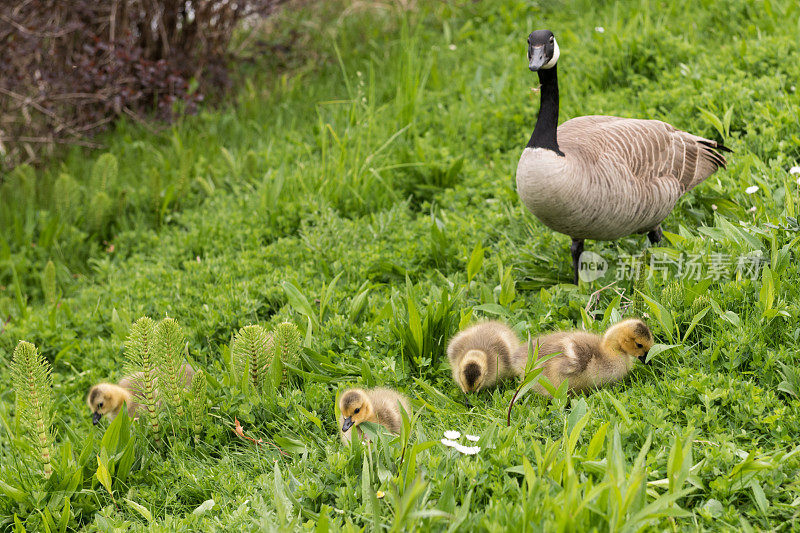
[11,341,54,477]
[42,260,57,306]
[272,322,302,385]
[232,325,273,392]
[124,316,161,447]
[155,317,188,417]
[189,370,207,444]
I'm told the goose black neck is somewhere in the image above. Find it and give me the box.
[526,66,563,156]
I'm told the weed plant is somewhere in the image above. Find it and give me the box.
[2,0,800,530]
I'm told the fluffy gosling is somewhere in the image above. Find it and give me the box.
[339,387,411,445]
[518,318,653,395]
[87,363,194,425]
[446,321,523,393]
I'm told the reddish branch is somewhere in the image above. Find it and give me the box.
[0,0,290,170]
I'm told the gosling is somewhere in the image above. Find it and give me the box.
[517,318,654,395]
[446,321,523,393]
[87,363,194,425]
[339,387,411,445]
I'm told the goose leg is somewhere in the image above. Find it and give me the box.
[647,226,663,245]
[570,238,584,285]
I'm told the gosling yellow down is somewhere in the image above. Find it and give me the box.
[517,318,653,395]
[338,387,411,445]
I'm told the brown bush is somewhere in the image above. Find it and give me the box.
[0,0,289,170]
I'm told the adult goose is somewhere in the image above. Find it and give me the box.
[516,30,730,285]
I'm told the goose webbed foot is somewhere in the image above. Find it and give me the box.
[647,227,663,245]
[570,238,584,285]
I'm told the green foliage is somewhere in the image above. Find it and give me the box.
[232,324,273,393]
[10,341,54,477]
[390,280,462,377]
[272,321,302,382]
[2,0,800,529]
[124,316,160,447]
[41,261,56,307]
[189,370,207,444]
[154,317,188,416]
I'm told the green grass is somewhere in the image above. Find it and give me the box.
[2,0,800,529]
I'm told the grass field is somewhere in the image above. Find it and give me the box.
[2,0,800,530]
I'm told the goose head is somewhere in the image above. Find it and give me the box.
[458,349,488,393]
[339,389,374,433]
[602,319,654,366]
[527,30,560,71]
[87,383,129,425]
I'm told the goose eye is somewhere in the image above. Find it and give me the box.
[549,36,554,43]
[98,402,104,408]
[636,343,643,348]
[354,408,360,414]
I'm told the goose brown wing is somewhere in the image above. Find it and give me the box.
[558,116,727,192]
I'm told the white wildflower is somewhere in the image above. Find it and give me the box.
[441,438,458,447]
[452,443,481,455]
[790,166,800,175]
[465,434,480,442]
[749,206,757,213]
[745,185,759,194]
[444,430,461,440]
[595,27,605,33]
[711,204,718,211]
[448,44,457,51]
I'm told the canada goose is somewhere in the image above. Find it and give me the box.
[339,387,411,445]
[517,318,653,395]
[87,363,195,425]
[517,30,730,285]
[446,321,524,393]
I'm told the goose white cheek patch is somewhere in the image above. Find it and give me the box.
[542,39,560,69]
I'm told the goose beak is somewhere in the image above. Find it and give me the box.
[92,412,102,425]
[638,353,650,365]
[529,46,547,71]
[341,416,354,432]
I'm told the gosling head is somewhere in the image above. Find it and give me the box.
[527,29,560,71]
[604,319,654,365]
[339,389,374,433]
[86,383,129,425]
[459,350,488,393]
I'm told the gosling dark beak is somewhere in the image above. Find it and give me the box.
[92,412,102,425]
[529,46,547,71]
[638,353,650,365]
[341,416,354,432]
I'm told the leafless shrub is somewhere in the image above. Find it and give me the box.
[0,0,290,170]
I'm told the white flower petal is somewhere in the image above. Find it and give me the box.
[790,166,800,175]
[595,26,605,33]
[465,434,480,442]
[444,430,461,440]
[448,44,457,51]
[745,185,759,194]
[453,443,481,455]
[441,438,458,447]
[749,206,757,212]
[711,204,718,211]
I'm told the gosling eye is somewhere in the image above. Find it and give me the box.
[98,402,104,408]
[549,36,554,43]
[354,408,360,414]
[636,343,643,348]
